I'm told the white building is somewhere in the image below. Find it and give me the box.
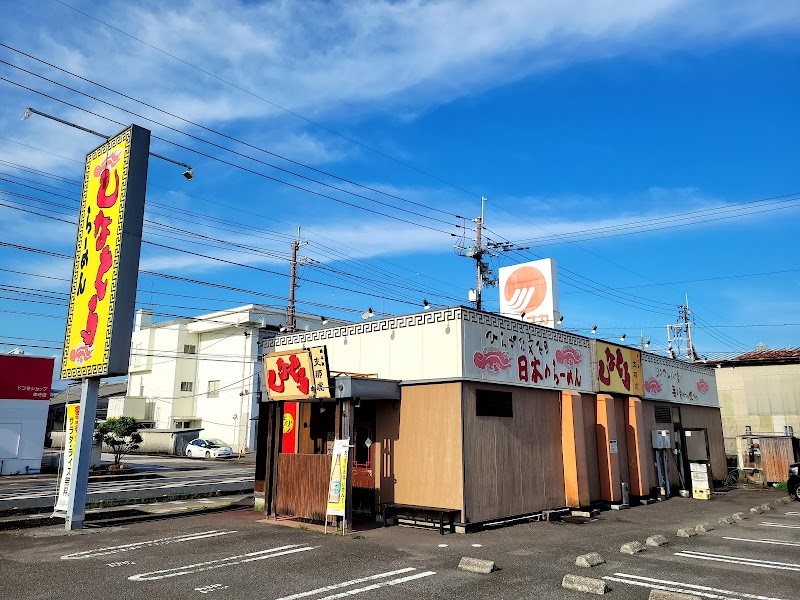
[124,305,338,452]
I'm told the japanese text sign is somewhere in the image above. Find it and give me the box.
[0,355,54,400]
[264,346,331,400]
[463,319,592,393]
[594,341,642,396]
[61,125,150,379]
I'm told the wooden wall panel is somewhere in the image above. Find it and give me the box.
[679,404,727,481]
[760,437,798,483]
[463,382,565,523]
[582,395,602,502]
[375,383,464,519]
[613,396,631,488]
[275,453,330,520]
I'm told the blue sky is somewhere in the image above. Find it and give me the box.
[0,0,799,382]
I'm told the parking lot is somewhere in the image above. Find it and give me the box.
[0,488,795,600]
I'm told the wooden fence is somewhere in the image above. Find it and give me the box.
[760,437,799,484]
[275,454,331,521]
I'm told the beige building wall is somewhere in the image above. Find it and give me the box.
[716,364,800,438]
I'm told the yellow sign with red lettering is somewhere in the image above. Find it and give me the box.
[264,346,332,400]
[61,125,150,379]
[595,341,643,396]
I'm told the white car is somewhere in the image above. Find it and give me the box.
[186,438,233,459]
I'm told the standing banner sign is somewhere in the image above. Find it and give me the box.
[324,438,349,533]
[53,404,80,515]
[61,125,150,379]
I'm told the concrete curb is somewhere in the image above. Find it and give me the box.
[562,574,610,595]
[620,541,646,555]
[695,522,715,533]
[731,512,747,521]
[646,534,669,547]
[760,503,772,511]
[718,516,734,525]
[676,528,697,537]
[649,590,698,600]
[458,557,496,574]
[750,506,764,514]
[575,552,605,568]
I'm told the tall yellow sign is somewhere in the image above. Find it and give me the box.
[595,341,643,396]
[61,126,150,379]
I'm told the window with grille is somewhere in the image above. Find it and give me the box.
[476,389,513,417]
[180,381,193,392]
[207,380,220,398]
[184,344,196,354]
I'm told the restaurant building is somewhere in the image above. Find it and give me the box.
[256,306,723,530]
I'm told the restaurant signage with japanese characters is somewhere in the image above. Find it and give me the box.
[264,346,332,400]
[463,318,592,393]
[593,341,643,396]
[641,353,718,407]
[61,125,150,379]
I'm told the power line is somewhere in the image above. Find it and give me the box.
[37,8,481,199]
[0,75,460,235]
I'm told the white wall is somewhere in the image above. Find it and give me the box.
[0,399,48,475]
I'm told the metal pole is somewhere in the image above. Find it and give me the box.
[65,377,99,530]
[287,238,299,333]
[475,198,484,311]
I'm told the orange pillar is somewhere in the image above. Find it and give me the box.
[561,390,590,508]
[596,394,622,502]
[626,397,651,496]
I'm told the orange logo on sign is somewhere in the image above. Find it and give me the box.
[504,265,547,319]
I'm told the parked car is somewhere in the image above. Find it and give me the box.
[186,438,233,459]
[789,462,800,501]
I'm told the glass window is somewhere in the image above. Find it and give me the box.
[184,344,196,354]
[180,381,193,392]
[207,380,220,398]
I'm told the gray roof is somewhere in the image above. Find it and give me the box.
[51,380,128,405]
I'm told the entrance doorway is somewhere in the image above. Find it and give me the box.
[352,402,376,519]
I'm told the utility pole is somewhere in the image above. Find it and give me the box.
[665,295,697,361]
[475,198,484,310]
[456,197,499,311]
[286,228,307,333]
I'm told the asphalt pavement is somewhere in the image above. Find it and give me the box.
[0,487,795,600]
[0,454,255,512]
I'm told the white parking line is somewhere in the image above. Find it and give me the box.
[311,571,436,600]
[722,537,800,548]
[129,544,317,581]
[674,550,800,572]
[61,530,237,560]
[604,572,785,600]
[785,511,800,516]
[760,522,800,529]
[274,567,417,600]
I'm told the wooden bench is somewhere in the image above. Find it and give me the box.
[381,503,459,535]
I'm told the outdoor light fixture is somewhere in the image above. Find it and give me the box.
[22,106,194,180]
[320,316,328,325]
[591,325,597,334]
[423,299,431,310]
[279,324,287,333]
[620,334,627,342]
[362,307,375,320]
[645,340,651,348]
[520,312,526,319]
[557,315,564,325]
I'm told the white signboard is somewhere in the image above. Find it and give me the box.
[609,440,618,454]
[690,462,710,490]
[499,259,560,327]
[641,354,718,407]
[462,317,592,393]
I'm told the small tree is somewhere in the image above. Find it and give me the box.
[94,417,143,465]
